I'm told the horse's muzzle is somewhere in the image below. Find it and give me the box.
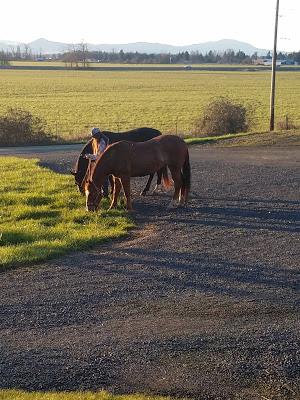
[86,203,98,212]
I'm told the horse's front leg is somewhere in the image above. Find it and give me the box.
[109,177,122,210]
[140,174,154,196]
[109,175,115,195]
[120,176,133,211]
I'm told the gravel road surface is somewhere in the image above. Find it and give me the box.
[1,145,300,399]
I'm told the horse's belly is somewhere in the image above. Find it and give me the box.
[131,157,164,177]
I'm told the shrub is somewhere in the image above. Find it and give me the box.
[277,115,298,131]
[194,97,249,136]
[0,108,55,146]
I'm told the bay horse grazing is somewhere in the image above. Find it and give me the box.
[85,135,191,211]
[71,127,163,196]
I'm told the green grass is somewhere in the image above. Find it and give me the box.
[0,69,299,139]
[0,390,174,400]
[184,131,261,145]
[185,130,300,146]
[0,157,134,270]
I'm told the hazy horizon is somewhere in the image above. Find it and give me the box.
[1,0,299,52]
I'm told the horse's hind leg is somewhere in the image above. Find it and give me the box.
[167,167,182,208]
[179,186,186,206]
[140,174,154,196]
[178,172,186,206]
[120,176,133,211]
[151,168,164,194]
[109,177,122,210]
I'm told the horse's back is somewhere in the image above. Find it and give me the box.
[103,127,161,143]
[152,135,188,165]
[109,135,186,154]
[152,134,188,151]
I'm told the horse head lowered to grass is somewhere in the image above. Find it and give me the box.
[84,135,191,212]
[71,127,163,196]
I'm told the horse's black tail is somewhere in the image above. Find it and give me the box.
[181,151,191,202]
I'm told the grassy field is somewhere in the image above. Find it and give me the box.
[185,129,300,146]
[0,157,133,270]
[0,390,173,400]
[0,69,299,139]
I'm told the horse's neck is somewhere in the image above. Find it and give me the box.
[93,154,110,183]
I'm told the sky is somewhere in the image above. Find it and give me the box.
[1,0,299,52]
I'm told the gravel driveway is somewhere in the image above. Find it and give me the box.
[1,145,300,400]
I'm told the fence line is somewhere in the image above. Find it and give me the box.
[46,115,300,138]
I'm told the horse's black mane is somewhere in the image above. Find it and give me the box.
[99,127,161,145]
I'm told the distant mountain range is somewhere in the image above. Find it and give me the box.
[0,38,270,56]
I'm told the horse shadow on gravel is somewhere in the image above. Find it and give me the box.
[133,193,300,233]
[87,247,300,304]
[178,204,300,234]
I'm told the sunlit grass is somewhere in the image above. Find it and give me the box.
[0,390,175,400]
[185,131,261,144]
[0,157,134,270]
[0,69,299,138]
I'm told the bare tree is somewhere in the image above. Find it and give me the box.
[78,40,89,68]
[0,50,10,65]
[23,44,32,60]
[63,44,80,68]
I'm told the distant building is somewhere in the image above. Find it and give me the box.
[254,58,282,66]
[281,59,297,65]
[254,58,297,66]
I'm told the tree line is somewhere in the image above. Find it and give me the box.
[1,45,300,66]
[60,49,300,66]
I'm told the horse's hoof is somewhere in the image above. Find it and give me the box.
[151,185,159,195]
[167,202,177,210]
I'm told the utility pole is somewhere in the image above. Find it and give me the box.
[270,0,280,131]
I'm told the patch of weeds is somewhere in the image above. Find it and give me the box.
[17,209,61,220]
[72,215,91,224]
[26,195,53,206]
[0,389,175,400]
[0,231,35,246]
[40,219,58,227]
[0,195,16,205]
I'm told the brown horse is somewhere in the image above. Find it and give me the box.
[71,127,163,196]
[85,135,191,211]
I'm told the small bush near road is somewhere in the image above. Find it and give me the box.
[0,108,55,146]
[277,115,298,131]
[194,97,250,136]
